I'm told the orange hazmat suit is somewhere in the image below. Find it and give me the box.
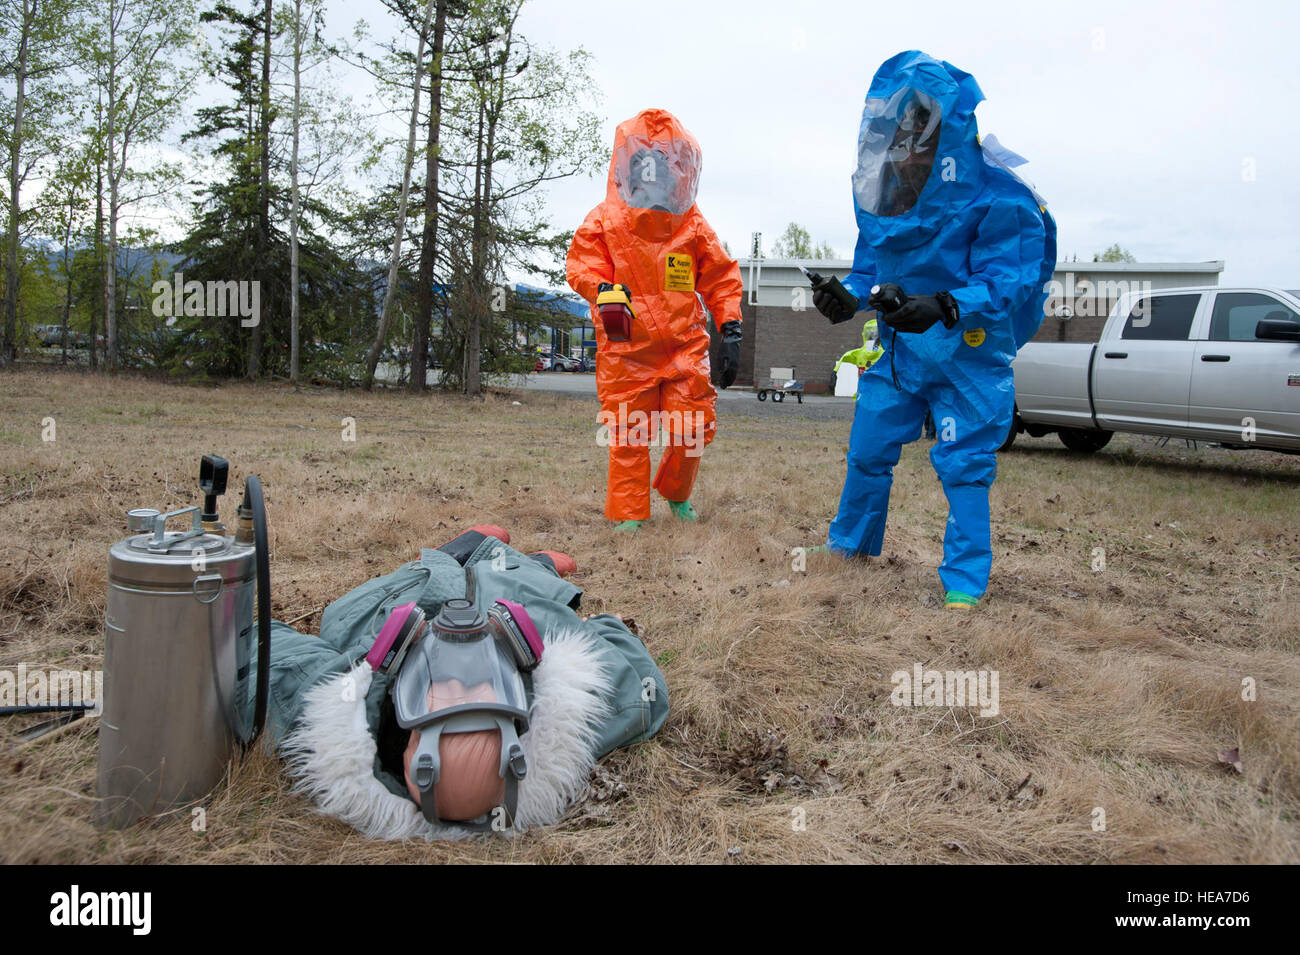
[566,109,743,522]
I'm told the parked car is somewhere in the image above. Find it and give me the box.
[35,324,64,346]
[403,345,443,369]
[550,352,581,372]
[35,325,89,349]
[534,353,551,372]
[1008,286,1300,453]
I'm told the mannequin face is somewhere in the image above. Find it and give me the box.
[402,680,506,820]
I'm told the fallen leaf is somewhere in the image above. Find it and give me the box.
[588,764,629,802]
[1217,748,1244,774]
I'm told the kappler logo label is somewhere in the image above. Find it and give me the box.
[49,885,151,935]
[664,252,693,291]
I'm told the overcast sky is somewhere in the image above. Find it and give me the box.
[339,0,1298,286]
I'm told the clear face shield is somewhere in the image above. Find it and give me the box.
[613,136,701,215]
[852,89,943,218]
[389,599,530,829]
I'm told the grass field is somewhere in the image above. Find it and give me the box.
[1,366,1297,864]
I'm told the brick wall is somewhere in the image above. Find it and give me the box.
[1030,296,1118,344]
[741,304,873,393]
[732,301,1117,392]
[715,265,1221,390]
[1031,312,1109,344]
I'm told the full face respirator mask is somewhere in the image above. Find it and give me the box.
[375,596,544,830]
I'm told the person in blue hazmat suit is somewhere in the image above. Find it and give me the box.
[812,50,1056,609]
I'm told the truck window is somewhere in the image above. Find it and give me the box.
[1209,292,1300,341]
[1120,293,1199,341]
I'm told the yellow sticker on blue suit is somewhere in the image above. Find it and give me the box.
[664,252,694,291]
[963,328,986,347]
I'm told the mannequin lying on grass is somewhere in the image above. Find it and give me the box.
[262,525,669,839]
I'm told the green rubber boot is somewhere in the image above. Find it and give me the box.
[944,590,979,610]
[613,519,645,534]
[667,500,698,523]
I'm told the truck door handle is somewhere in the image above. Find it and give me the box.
[1103,352,1127,359]
[1200,354,1231,362]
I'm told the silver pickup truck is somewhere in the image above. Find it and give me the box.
[1006,286,1300,454]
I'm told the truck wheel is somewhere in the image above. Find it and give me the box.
[758,390,767,401]
[773,391,785,403]
[998,413,1019,452]
[1058,428,1113,453]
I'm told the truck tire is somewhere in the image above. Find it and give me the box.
[1058,428,1113,453]
[998,412,1020,452]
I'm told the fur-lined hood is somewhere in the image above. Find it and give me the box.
[280,627,612,840]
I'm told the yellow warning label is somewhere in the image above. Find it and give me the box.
[664,252,694,292]
[963,328,986,347]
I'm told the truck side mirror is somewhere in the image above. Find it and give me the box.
[1255,318,1300,342]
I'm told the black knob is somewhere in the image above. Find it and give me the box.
[199,455,229,522]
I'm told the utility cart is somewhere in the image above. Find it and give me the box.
[756,366,804,404]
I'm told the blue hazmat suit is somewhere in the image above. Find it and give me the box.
[827,50,1057,600]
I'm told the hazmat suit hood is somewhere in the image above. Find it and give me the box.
[606,109,702,242]
[852,50,987,250]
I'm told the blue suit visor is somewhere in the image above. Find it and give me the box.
[852,88,942,217]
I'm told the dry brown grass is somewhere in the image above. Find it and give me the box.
[1,365,1297,864]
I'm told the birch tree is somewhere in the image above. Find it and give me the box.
[276,0,362,385]
[1,0,79,365]
[83,0,199,370]
[361,0,435,391]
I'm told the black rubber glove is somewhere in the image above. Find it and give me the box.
[813,287,859,324]
[867,283,907,314]
[876,288,960,334]
[597,281,632,299]
[719,320,742,389]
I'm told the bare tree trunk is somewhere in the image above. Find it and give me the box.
[464,96,485,397]
[411,0,448,392]
[2,0,32,367]
[362,0,436,391]
[289,0,303,385]
[89,156,104,370]
[249,0,272,379]
[103,0,119,372]
[106,178,118,371]
[60,194,75,364]
[464,19,511,398]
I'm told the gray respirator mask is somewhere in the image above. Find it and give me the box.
[389,598,536,830]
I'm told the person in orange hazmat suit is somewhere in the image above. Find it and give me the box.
[566,109,744,532]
